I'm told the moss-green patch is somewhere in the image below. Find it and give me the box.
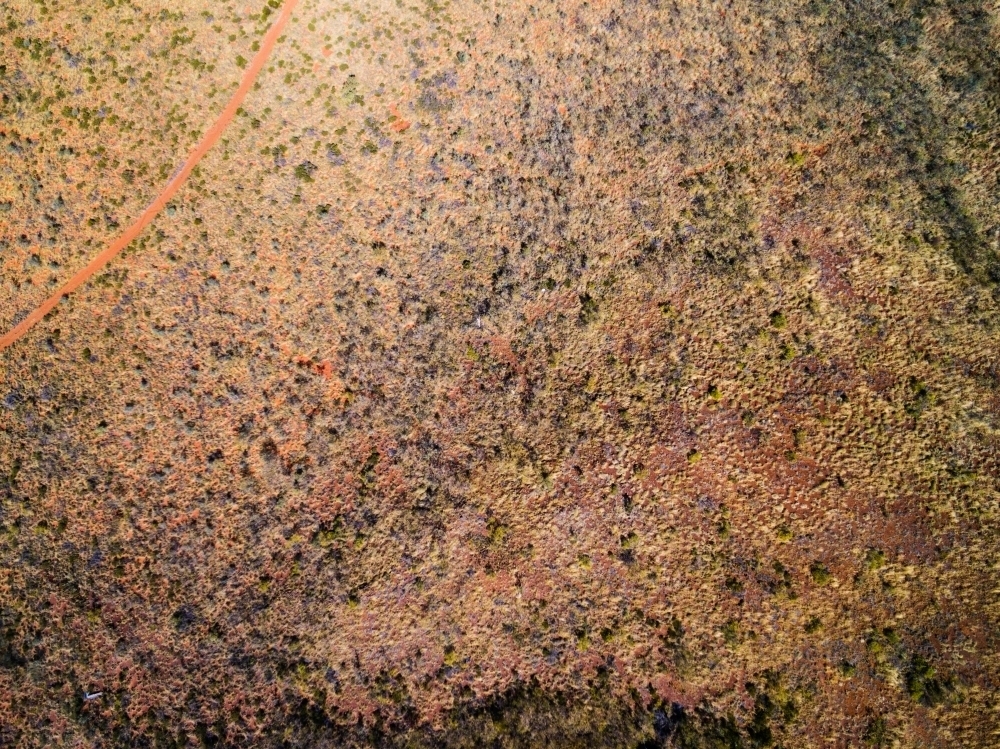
[786,151,807,167]
[863,716,891,747]
[769,560,796,599]
[314,517,345,547]
[487,518,509,546]
[294,161,317,181]
[865,548,886,571]
[809,561,831,586]
[906,653,949,706]
[578,292,599,324]
[905,377,934,418]
[721,619,740,644]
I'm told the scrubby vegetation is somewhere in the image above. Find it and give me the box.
[1,0,999,746]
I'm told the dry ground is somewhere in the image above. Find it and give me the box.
[1,0,999,746]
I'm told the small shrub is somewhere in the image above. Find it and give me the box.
[863,717,890,747]
[578,292,598,323]
[721,620,740,644]
[809,561,831,586]
[865,548,886,571]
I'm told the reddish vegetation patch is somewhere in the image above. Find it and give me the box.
[1,0,999,747]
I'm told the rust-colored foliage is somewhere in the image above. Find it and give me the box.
[1,0,999,747]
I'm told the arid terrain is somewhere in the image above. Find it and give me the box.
[1,0,999,746]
